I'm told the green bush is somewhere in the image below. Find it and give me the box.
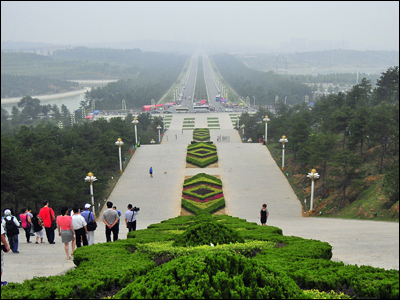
[172,216,244,247]
[114,250,303,299]
[2,213,398,299]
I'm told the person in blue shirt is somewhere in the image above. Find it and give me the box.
[81,204,96,245]
[112,206,122,235]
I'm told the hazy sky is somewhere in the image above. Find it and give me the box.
[1,1,399,51]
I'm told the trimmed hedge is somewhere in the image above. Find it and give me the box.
[184,173,222,186]
[172,219,244,247]
[1,213,398,299]
[114,250,303,299]
[186,155,218,168]
[193,128,210,141]
[182,198,225,215]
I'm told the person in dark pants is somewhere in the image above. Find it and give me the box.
[38,201,55,244]
[102,201,119,242]
[260,203,269,226]
[112,206,121,235]
[71,207,88,248]
[19,208,32,243]
[124,204,139,232]
[149,167,153,178]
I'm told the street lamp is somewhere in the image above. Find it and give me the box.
[279,135,288,170]
[131,118,139,145]
[157,125,161,143]
[263,115,270,144]
[115,138,124,173]
[84,172,97,216]
[306,169,320,211]
[237,113,240,129]
[253,96,255,106]
[241,124,245,136]
[162,114,165,132]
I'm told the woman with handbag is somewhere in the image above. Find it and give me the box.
[19,208,32,243]
[56,207,76,260]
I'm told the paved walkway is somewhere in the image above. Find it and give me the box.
[3,113,398,284]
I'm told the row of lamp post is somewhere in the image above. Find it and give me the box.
[84,116,164,217]
[239,115,319,212]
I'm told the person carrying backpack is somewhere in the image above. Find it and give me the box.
[1,209,20,253]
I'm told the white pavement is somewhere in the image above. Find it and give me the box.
[3,113,398,284]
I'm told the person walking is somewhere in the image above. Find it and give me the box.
[81,204,96,245]
[26,208,34,237]
[112,206,121,237]
[31,212,44,244]
[1,222,11,286]
[260,203,269,226]
[149,167,153,178]
[102,201,119,242]
[124,204,139,232]
[1,209,19,254]
[56,207,76,260]
[71,207,88,248]
[19,208,32,243]
[38,201,56,244]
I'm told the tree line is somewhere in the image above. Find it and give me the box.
[1,112,163,216]
[211,53,311,105]
[236,66,399,211]
[84,55,188,110]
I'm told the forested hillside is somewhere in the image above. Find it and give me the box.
[83,54,188,110]
[211,53,311,105]
[1,74,81,98]
[234,67,399,220]
[1,113,163,215]
[237,50,399,73]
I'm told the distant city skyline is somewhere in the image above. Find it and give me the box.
[1,2,399,52]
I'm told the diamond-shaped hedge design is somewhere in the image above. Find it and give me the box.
[186,142,218,168]
[193,128,210,141]
[182,173,225,214]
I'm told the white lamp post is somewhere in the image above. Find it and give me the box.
[241,124,245,136]
[279,135,288,170]
[162,114,165,132]
[237,113,240,129]
[253,96,255,106]
[84,172,97,215]
[263,115,270,144]
[115,138,124,173]
[131,118,139,145]
[307,169,320,211]
[157,125,161,143]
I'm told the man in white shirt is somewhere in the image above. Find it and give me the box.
[124,204,139,232]
[71,207,88,247]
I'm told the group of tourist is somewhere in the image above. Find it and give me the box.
[1,200,140,286]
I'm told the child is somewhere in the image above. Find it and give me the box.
[31,212,45,244]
